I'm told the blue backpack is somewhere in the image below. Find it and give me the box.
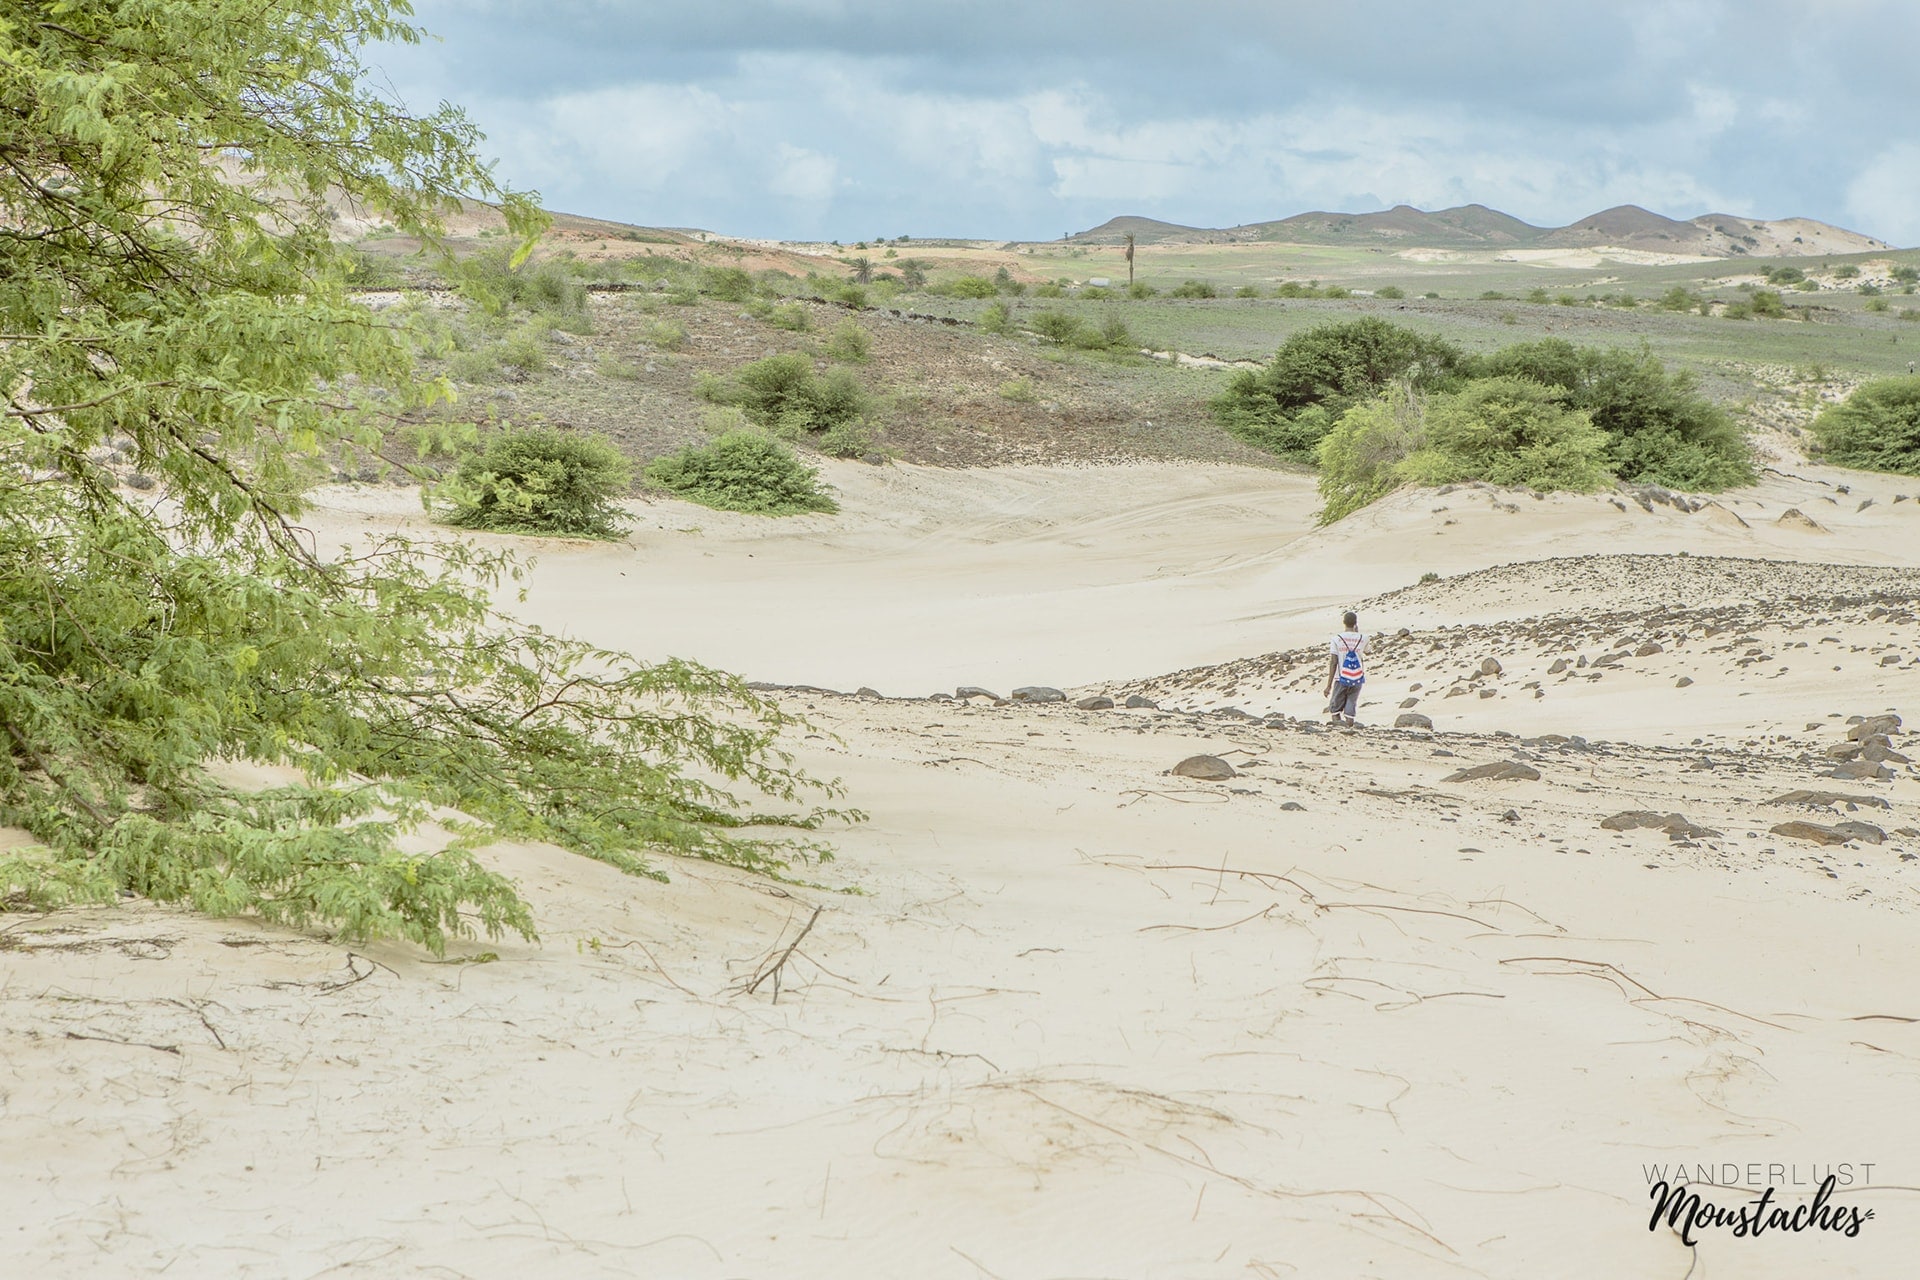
[1335,636,1365,686]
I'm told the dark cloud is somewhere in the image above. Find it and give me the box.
[374,1,1920,242]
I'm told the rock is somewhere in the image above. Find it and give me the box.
[1125,695,1158,709]
[1548,658,1569,675]
[1442,761,1542,783]
[1767,790,1891,808]
[956,686,1002,701]
[1827,760,1896,781]
[855,686,883,699]
[1771,820,1871,846]
[1636,642,1664,657]
[126,472,155,490]
[1074,695,1115,711]
[1210,706,1257,720]
[1835,821,1888,844]
[1480,657,1503,676]
[1849,715,1902,741]
[1279,801,1306,811]
[1602,811,1722,838]
[1399,697,1419,709]
[1883,655,1905,666]
[1395,712,1434,730]
[1445,686,1468,698]
[1171,754,1237,781]
[1862,738,1910,764]
[1011,686,1065,703]
[1477,688,1496,699]
[1675,676,1694,688]
[1501,809,1521,823]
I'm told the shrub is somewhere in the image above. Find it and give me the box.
[1866,298,1891,313]
[1406,377,1612,492]
[998,377,1038,403]
[1234,285,1261,298]
[1210,318,1471,462]
[1032,282,1066,298]
[823,319,872,362]
[644,318,689,350]
[1089,314,1135,352]
[645,431,839,514]
[941,275,998,299]
[1170,279,1217,299]
[767,302,811,332]
[1127,282,1158,299]
[1808,377,1920,475]
[1030,309,1087,345]
[979,300,1014,334]
[1419,571,1441,584]
[1474,339,1752,489]
[1723,301,1753,319]
[440,427,634,538]
[1861,283,1883,296]
[701,266,755,302]
[1527,288,1552,304]
[1891,265,1920,285]
[1321,285,1351,299]
[1833,265,1861,280]
[711,353,874,437]
[1080,285,1114,299]
[1315,385,1428,522]
[1903,309,1920,322]
[1766,265,1805,285]
[1480,290,1507,301]
[1375,285,1405,299]
[817,418,877,459]
[1751,289,1787,318]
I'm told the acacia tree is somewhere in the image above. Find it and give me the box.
[0,1,849,951]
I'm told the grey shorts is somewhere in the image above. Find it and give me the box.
[1326,681,1362,720]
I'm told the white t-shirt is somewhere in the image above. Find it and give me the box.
[1330,631,1367,680]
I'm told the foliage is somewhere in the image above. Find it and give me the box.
[645,431,839,513]
[1211,319,1470,462]
[768,302,811,332]
[1809,377,1920,475]
[1475,340,1753,488]
[438,428,633,538]
[454,249,591,333]
[703,354,874,438]
[0,0,847,951]
[997,378,1038,403]
[1375,286,1406,299]
[1170,279,1218,299]
[1127,282,1158,299]
[1750,289,1787,318]
[1032,282,1066,298]
[978,301,1014,335]
[1892,266,1920,285]
[1315,379,1610,523]
[1030,309,1087,345]
[940,275,999,299]
[701,266,756,302]
[823,319,873,362]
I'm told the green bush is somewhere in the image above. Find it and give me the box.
[645,431,839,514]
[768,302,811,332]
[1032,282,1066,298]
[998,377,1038,403]
[1314,385,1430,522]
[1170,279,1217,299]
[1210,318,1470,462]
[941,275,998,299]
[1809,377,1920,474]
[1833,265,1860,280]
[823,318,872,362]
[1866,298,1891,313]
[1127,282,1158,299]
[1080,285,1114,299]
[1375,285,1405,299]
[1766,266,1805,285]
[1030,309,1087,345]
[1406,377,1612,492]
[1751,289,1787,318]
[706,353,874,438]
[454,250,591,333]
[1234,285,1261,299]
[1474,339,1751,489]
[440,427,634,538]
[979,300,1014,334]
[1892,265,1920,285]
[701,266,755,302]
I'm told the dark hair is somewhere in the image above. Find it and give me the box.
[1343,611,1358,629]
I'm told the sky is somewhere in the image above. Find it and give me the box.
[371,1,1920,245]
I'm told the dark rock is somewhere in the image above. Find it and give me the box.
[1636,642,1664,657]
[1501,809,1521,823]
[126,472,155,490]
[1480,657,1503,676]
[1766,790,1891,809]
[1011,686,1065,703]
[856,686,882,698]
[1861,738,1910,764]
[1074,695,1115,711]
[1675,676,1694,688]
[1847,715,1901,741]
[1171,754,1237,781]
[1835,821,1888,844]
[1442,761,1542,783]
[1125,695,1158,709]
[1548,658,1569,675]
[1477,688,1496,699]
[1602,811,1722,838]
[1279,801,1306,811]
[1399,697,1419,709]
[956,686,1001,701]
[1395,712,1434,730]
[1828,760,1896,781]
[1771,820,1877,846]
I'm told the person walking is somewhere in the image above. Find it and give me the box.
[1324,610,1367,727]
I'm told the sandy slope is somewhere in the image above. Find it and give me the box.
[5,458,1920,1278]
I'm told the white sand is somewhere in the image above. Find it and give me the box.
[5,458,1919,1277]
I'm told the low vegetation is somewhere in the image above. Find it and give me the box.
[1809,377,1920,475]
[645,431,839,514]
[697,352,877,456]
[437,427,634,538]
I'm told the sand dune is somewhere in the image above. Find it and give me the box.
[5,457,1919,1277]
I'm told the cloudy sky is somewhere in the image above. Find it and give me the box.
[373,1,1920,245]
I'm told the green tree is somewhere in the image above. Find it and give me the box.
[1405,377,1612,492]
[1211,319,1469,462]
[1314,385,1427,522]
[0,1,847,950]
[1809,377,1920,475]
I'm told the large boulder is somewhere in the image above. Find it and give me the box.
[1171,754,1237,781]
[1011,686,1065,703]
[1074,695,1115,711]
[1395,712,1434,730]
[1766,790,1891,809]
[1771,820,1885,846]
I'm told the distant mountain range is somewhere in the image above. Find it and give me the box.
[1068,204,1894,257]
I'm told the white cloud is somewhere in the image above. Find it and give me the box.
[768,144,837,204]
[1847,144,1920,248]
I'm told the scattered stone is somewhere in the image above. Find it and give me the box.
[1828,760,1896,781]
[1548,658,1569,675]
[1771,820,1878,846]
[855,686,883,699]
[1210,706,1258,720]
[1602,811,1722,838]
[1171,754,1237,781]
[1442,761,1542,783]
[1501,809,1521,823]
[1862,739,1910,764]
[1279,801,1306,811]
[1882,655,1904,667]
[1480,657,1503,677]
[1399,697,1419,709]
[956,686,1001,701]
[1011,686,1065,703]
[1445,686,1468,698]
[1636,642,1664,657]
[1395,712,1434,730]
[1074,695,1115,711]
[1477,688,1496,699]
[1675,676,1694,688]
[1125,695,1158,709]
[1766,790,1891,809]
